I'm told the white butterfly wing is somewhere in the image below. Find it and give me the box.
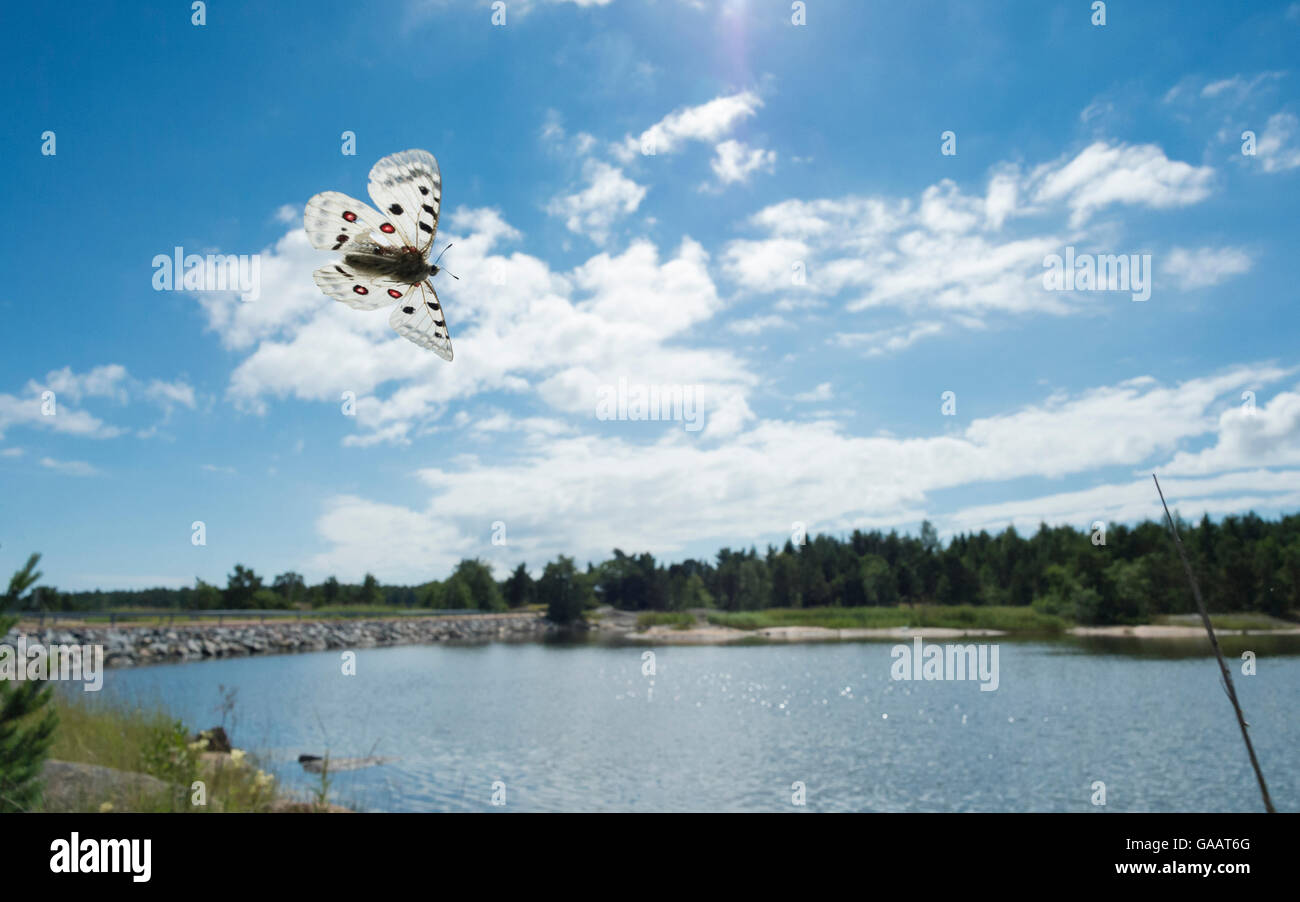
[313,263,414,311]
[368,150,442,254]
[389,281,453,360]
[304,190,404,251]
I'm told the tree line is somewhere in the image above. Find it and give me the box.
[18,512,1300,626]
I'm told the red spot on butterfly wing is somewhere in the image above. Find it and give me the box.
[387,289,403,298]
[380,223,396,234]
[342,211,358,222]
[353,285,369,295]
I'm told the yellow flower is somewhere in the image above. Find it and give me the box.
[254,770,275,789]
[187,740,207,752]
[229,748,246,764]
[98,802,114,813]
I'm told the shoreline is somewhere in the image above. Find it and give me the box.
[7,612,555,668]
[622,622,1300,644]
[8,610,1299,669]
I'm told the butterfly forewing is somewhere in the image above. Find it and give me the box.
[368,150,442,255]
[304,191,404,251]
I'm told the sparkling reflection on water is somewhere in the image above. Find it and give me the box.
[84,636,1300,812]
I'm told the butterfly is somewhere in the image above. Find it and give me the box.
[304,149,456,360]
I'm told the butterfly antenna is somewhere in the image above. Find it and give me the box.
[433,242,460,279]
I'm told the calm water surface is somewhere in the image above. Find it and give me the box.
[81,637,1300,812]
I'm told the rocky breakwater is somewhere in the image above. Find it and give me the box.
[5,613,554,668]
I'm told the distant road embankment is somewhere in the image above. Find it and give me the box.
[5,611,554,668]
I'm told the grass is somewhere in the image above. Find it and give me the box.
[40,693,290,813]
[635,611,697,630]
[705,604,1070,634]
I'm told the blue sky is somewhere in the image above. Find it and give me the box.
[3,0,1299,591]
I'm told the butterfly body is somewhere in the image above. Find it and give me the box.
[304,149,454,360]
[343,246,433,284]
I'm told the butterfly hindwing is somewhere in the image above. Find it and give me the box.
[389,281,453,360]
[304,191,404,251]
[368,150,442,254]
[313,263,410,311]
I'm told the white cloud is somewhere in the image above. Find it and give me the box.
[1163,246,1253,290]
[1028,141,1214,226]
[31,365,129,404]
[1201,72,1285,101]
[301,363,1295,582]
[1256,112,1300,173]
[145,379,198,409]
[615,90,763,161]
[207,212,755,447]
[728,314,784,336]
[725,141,1219,343]
[39,457,101,477]
[833,321,947,356]
[708,139,776,186]
[793,382,833,403]
[1163,387,1300,476]
[943,469,1300,539]
[0,365,194,442]
[546,160,647,244]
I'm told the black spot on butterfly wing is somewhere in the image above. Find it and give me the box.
[389,203,404,215]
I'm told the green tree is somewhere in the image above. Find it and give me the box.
[539,555,590,625]
[193,578,223,610]
[359,573,384,606]
[252,587,289,610]
[224,564,263,607]
[1,553,58,812]
[678,572,714,609]
[446,559,505,611]
[272,571,306,606]
[859,554,899,606]
[321,576,341,607]
[502,563,536,609]
[769,553,802,608]
[735,558,772,610]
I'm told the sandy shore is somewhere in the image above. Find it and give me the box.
[626,624,1007,644]
[1068,624,1300,638]
[624,620,1300,645]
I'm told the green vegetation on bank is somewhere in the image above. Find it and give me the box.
[636,611,697,630]
[706,605,1070,633]
[43,694,280,813]
[13,511,1300,628]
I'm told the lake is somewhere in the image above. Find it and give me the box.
[79,635,1300,812]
